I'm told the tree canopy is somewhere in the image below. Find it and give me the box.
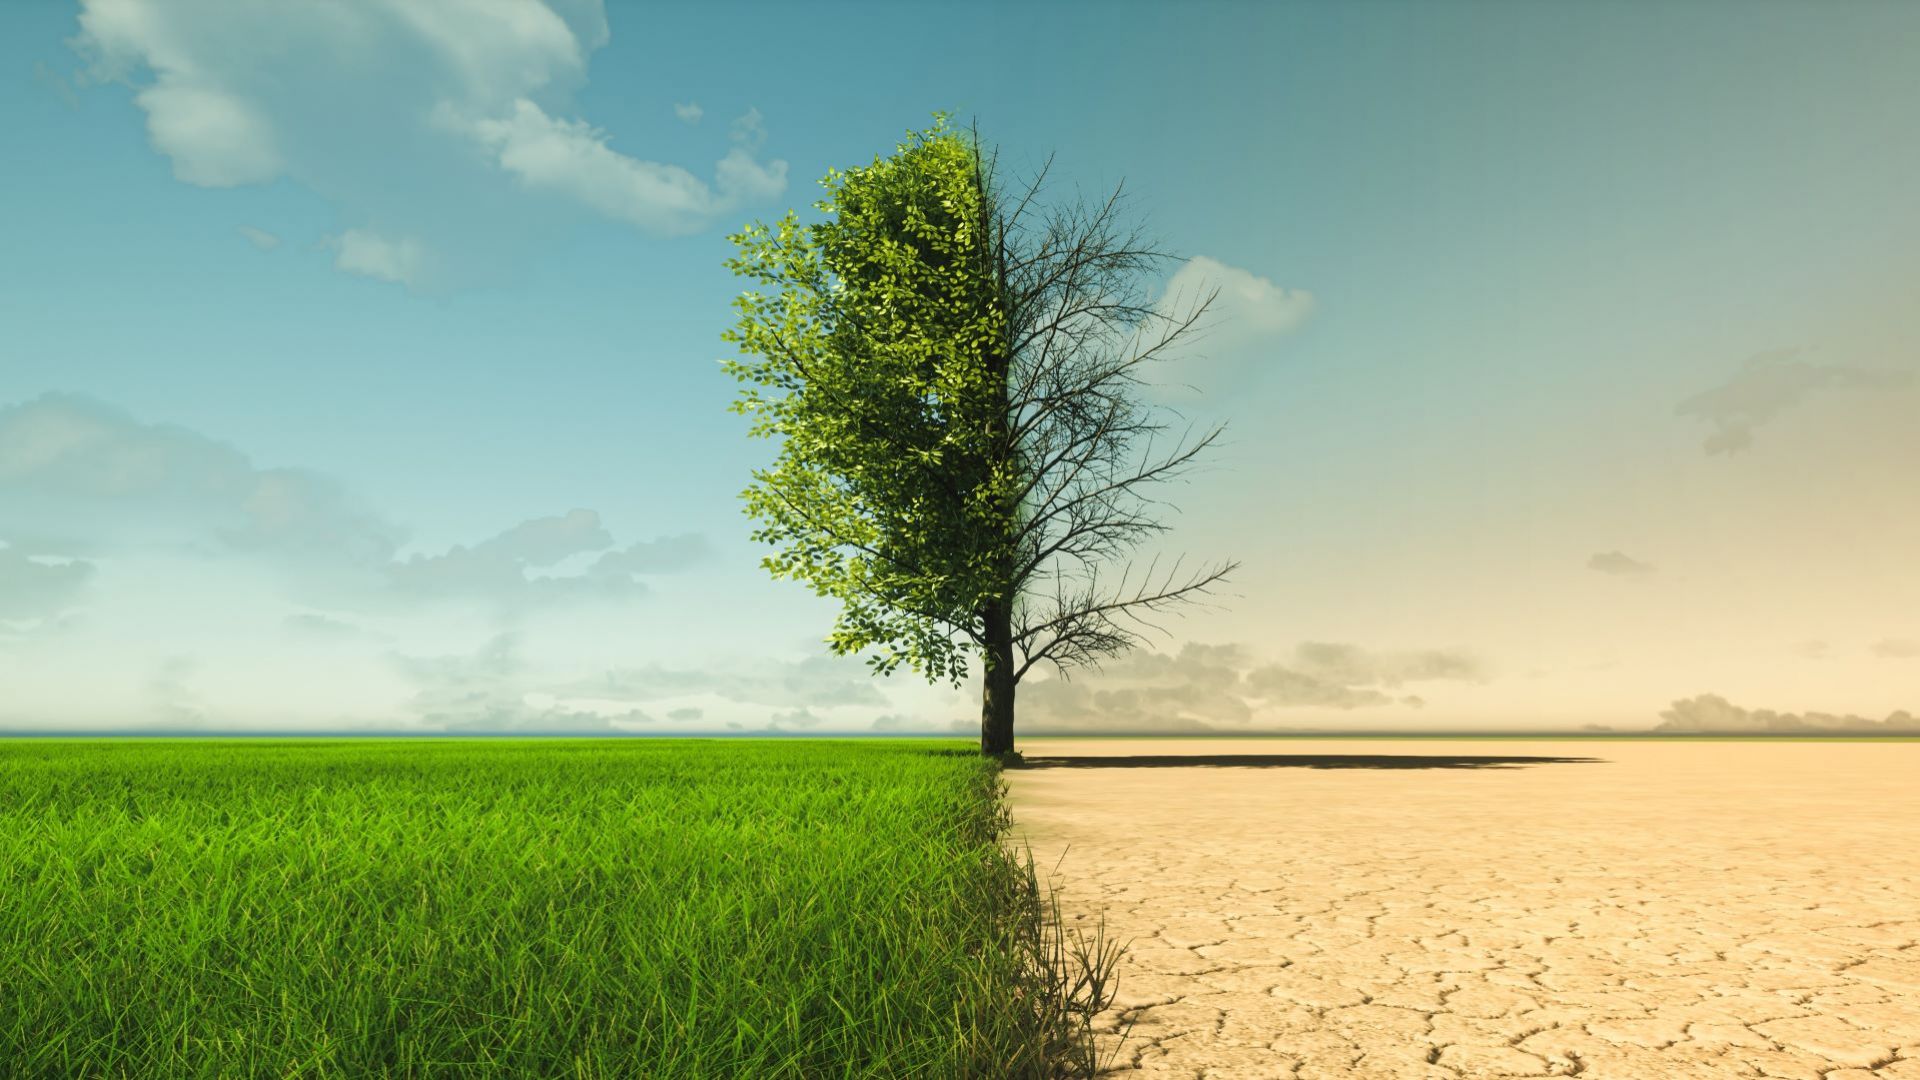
[724,116,1234,753]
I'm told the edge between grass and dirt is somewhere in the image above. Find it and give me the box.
[975,748,1137,1079]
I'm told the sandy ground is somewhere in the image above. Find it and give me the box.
[1002,739,1920,1080]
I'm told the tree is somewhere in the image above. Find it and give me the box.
[723,116,1235,756]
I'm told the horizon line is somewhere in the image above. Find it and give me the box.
[2,730,1916,740]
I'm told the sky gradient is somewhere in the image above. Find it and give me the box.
[3,0,1916,735]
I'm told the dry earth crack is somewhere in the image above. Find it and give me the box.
[1005,738,1920,1078]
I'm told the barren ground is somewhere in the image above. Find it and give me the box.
[1003,738,1920,1080]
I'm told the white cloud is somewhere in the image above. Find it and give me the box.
[332,229,430,287]
[1872,638,1920,660]
[381,0,589,109]
[457,99,787,235]
[386,508,669,610]
[73,0,286,186]
[73,0,590,186]
[462,100,712,232]
[1158,255,1315,353]
[68,0,783,286]
[237,225,280,250]
[714,145,789,206]
[135,82,282,186]
[673,101,702,124]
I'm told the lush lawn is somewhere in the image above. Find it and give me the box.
[0,738,1067,1079]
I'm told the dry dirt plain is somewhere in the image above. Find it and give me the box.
[1002,739,1920,1080]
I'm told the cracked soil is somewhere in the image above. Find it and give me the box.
[1003,738,1920,1080]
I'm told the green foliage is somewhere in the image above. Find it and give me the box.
[0,738,1084,1079]
[723,116,1019,685]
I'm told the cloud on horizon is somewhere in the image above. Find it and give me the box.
[1017,640,1486,733]
[1021,643,1251,733]
[1657,694,1920,734]
[394,633,650,732]
[1676,349,1913,455]
[570,654,890,711]
[146,655,205,728]
[768,707,826,730]
[386,638,895,732]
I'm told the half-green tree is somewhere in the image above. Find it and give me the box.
[724,116,1235,756]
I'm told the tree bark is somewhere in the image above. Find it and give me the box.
[977,145,1020,759]
[979,599,1016,755]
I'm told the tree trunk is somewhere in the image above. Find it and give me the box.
[979,599,1016,755]
[977,152,1019,759]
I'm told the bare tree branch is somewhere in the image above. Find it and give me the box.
[1012,555,1241,681]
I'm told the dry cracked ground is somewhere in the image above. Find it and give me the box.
[1002,739,1920,1080]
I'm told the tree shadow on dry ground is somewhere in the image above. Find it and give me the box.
[1003,753,1605,770]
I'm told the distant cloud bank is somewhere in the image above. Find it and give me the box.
[1019,640,1485,734]
[390,638,894,733]
[1658,694,1919,734]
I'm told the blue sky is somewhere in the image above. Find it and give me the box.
[3,1,1917,735]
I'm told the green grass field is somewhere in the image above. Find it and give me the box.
[0,738,1108,1079]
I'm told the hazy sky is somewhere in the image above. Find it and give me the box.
[3,1,1916,735]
